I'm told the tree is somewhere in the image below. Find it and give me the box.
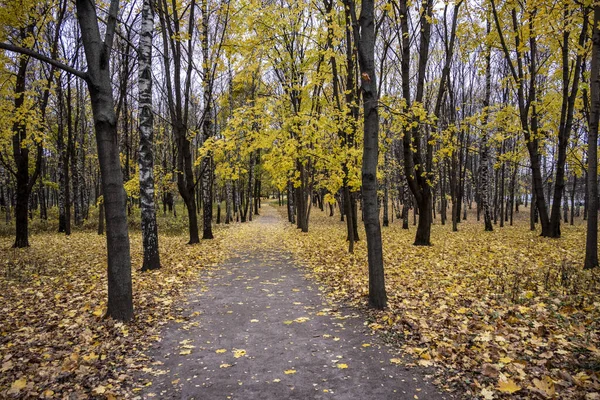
[0,1,65,247]
[585,3,599,270]
[480,17,493,232]
[353,0,387,309]
[157,0,200,244]
[490,0,551,237]
[139,0,161,271]
[548,2,588,238]
[399,0,436,246]
[76,0,133,320]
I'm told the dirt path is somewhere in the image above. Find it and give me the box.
[135,206,446,399]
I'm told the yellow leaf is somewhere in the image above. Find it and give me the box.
[362,343,371,348]
[369,323,384,330]
[179,349,192,355]
[390,358,402,364]
[10,377,27,391]
[233,349,246,358]
[284,369,296,374]
[83,352,99,363]
[93,385,106,394]
[336,363,348,369]
[216,349,227,354]
[532,376,555,397]
[220,363,232,368]
[497,379,521,394]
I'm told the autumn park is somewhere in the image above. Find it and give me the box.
[0,0,599,398]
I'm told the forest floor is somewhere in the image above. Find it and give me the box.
[134,205,444,399]
[276,205,600,399]
[1,203,599,399]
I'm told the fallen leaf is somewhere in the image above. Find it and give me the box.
[233,349,246,358]
[10,377,27,392]
[497,378,521,394]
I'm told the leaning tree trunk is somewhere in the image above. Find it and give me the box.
[77,0,133,321]
[138,0,160,271]
[355,0,386,310]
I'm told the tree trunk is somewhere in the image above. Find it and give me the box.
[570,175,577,225]
[287,180,295,224]
[71,80,82,227]
[585,4,600,270]
[356,0,386,309]
[139,0,160,271]
[225,180,232,223]
[479,35,493,232]
[77,0,133,321]
[12,52,32,248]
[550,6,587,237]
[414,189,432,245]
[200,0,213,239]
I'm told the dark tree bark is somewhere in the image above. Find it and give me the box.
[491,0,551,236]
[11,24,43,248]
[77,0,133,320]
[157,0,199,244]
[354,0,387,309]
[399,0,435,245]
[570,175,577,225]
[549,4,588,237]
[585,4,600,270]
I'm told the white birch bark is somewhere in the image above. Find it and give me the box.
[139,0,160,270]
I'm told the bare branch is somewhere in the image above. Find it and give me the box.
[0,42,88,80]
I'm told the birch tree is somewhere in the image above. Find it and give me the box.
[139,0,161,271]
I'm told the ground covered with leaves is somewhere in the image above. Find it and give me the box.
[0,216,229,398]
[279,207,600,399]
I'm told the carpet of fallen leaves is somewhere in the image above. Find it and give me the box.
[0,224,229,398]
[279,206,600,399]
